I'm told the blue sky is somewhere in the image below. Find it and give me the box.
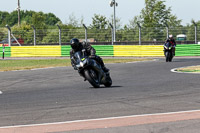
[1,0,199,26]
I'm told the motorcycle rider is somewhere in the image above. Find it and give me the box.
[165,34,176,56]
[70,38,109,72]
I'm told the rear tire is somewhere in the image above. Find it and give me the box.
[84,69,100,88]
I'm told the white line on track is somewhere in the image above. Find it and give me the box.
[0,91,2,94]
[1,109,200,129]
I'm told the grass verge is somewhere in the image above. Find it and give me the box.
[0,58,150,72]
[176,65,200,73]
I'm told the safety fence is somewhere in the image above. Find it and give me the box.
[0,44,200,58]
[0,26,199,45]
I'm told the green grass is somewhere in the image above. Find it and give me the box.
[0,58,150,72]
[178,70,200,73]
[176,65,200,73]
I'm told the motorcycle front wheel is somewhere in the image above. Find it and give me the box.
[165,51,170,62]
[104,74,112,87]
[84,69,100,88]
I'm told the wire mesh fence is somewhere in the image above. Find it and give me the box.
[0,26,199,46]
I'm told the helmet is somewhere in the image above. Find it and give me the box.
[70,38,80,50]
[169,34,173,39]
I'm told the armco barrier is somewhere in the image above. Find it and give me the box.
[0,47,11,57]
[113,45,164,56]
[61,45,71,56]
[11,46,62,57]
[3,44,200,58]
[93,45,114,56]
[61,45,114,57]
[176,44,200,56]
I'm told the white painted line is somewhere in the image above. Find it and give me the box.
[30,67,56,71]
[1,109,200,129]
[0,91,2,94]
[126,59,157,64]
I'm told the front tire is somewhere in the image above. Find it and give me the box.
[165,51,169,62]
[84,69,100,88]
[104,75,112,87]
[169,51,173,62]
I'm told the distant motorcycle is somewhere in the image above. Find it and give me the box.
[72,49,112,88]
[164,42,174,62]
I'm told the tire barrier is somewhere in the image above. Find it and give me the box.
[1,44,200,57]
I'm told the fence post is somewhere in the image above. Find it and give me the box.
[192,21,197,44]
[2,43,5,59]
[5,25,11,47]
[109,23,114,45]
[83,24,88,42]
[195,25,197,44]
[31,25,36,46]
[137,22,141,45]
[165,23,169,39]
[56,24,62,45]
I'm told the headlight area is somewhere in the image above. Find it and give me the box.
[80,62,84,67]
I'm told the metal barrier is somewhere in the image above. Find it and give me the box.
[1,44,200,58]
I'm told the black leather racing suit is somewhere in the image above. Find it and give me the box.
[70,42,107,71]
[165,38,176,56]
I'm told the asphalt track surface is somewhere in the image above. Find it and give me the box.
[1,57,200,132]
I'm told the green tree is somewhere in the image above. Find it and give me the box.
[0,11,9,26]
[90,14,109,29]
[109,15,122,30]
[45,13,61,26]
[66,13,79,27]
[129,0,182,41]
[6,11,18,26]
[0,10,60,27]
[32,12,46,29]
[186,20,200,41]
[21,10,35,25]
[12,22,33,44]
[89,14,110,42]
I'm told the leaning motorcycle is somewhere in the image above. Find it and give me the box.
[72,49,112,88]
[164,42,174,62]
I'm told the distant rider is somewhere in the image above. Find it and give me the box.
[70,38,109,72]
[165,34,176,56]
